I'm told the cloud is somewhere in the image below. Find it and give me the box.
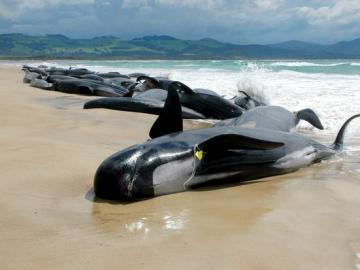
[121,0,223,9]
[0,0,95,18]
[0,0,359,44]
[296,0,360,25]
[254,0,284,10]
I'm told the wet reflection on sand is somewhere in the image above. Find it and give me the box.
[162,210,189,230]
[125,217,149,234]
[123,209,188,236]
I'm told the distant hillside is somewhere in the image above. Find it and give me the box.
[0,33,360,59]
[268,39,360,58]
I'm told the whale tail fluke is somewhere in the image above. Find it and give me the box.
[296,109,324,130]
[332,114,360,151]
[149,88,183,139]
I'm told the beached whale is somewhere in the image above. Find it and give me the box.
[47,68,94,77]
[22,66,146,96]
[135,77,267,115]
[51,79,130,97]
[92,89,355,201]
[83,80,261,119]
[28,76,131,97]
[83,88,204,119]
[46,75,77,83]
[79,74,105,82]
[30,78,53,90]
[46,74,135,89]
[98,72,130,79]
[22,65,48,76]
[84,95,205,119]
[23,71,42,83]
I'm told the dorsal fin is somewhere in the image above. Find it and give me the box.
[296,108,324,130]
[149,88,183,139]
[332,114,360,151]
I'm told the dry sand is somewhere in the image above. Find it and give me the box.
[1,65,360,270]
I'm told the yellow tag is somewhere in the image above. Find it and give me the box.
[195,150,204,160]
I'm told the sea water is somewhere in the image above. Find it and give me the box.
[11,59,360,138]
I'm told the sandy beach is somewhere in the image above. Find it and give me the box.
[1,65,360,270]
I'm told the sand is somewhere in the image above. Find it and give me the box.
[1,65,360,270]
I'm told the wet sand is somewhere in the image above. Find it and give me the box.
[1,65,360,270]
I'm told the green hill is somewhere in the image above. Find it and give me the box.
[1,33,360,59]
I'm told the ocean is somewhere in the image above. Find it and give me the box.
[9,59,360,138]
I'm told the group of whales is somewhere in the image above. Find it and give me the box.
[22,65,145,97]
[22,65,265,120]
[23,65,359,201]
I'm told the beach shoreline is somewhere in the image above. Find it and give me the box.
[1,65,360,270]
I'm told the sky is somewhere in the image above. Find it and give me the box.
[0,0,359,44]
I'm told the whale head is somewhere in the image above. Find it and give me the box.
[94,141,194,200]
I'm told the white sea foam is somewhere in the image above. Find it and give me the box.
[235,68,360,137]
[270,61,346,67]
[236,64,271,105]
